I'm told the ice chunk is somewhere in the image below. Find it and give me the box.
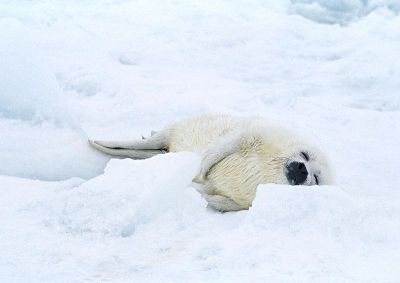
[290,0,400,24]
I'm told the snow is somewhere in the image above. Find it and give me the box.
[0,1,400,282]
[0,19,66,122]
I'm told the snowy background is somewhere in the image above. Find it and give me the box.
[1,0,400,282]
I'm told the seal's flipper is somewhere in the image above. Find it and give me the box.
[89,140,167,159]
[199,130,243,181]
[91,131,169,151]
[202,194,245,212]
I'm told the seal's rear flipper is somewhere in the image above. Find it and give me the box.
[89,140,167,159]
[91,130,169,151]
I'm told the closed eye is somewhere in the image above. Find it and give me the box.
[314,174,319,185]
[300,151,309,161]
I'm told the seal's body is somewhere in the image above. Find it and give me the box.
[90,114,332,211]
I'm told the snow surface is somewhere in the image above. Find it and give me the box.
[0,1,400,282]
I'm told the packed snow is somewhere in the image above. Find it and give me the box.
[0,1,399,282]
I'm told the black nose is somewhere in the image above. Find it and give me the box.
[285,161,308,185]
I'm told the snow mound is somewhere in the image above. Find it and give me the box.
[249,184,355,232]
[0,119,108,180]
[44,152,202,237]
[0,18,69,123]
[2,168,399,282]
[250,184,400,246]
[0,18,109,180]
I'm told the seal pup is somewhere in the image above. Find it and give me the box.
[90,114,332,211]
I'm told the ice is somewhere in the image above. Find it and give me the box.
[0,0,400,282]
[290,0,400,24]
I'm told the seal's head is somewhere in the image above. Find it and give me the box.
[283,147,332,186]
[244,122,333,187]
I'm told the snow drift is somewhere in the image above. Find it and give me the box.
[0,18,108,180]
[1,155,398,282]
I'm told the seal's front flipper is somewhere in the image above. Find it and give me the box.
[199,129,243,181]
[202,194,245,212]
[89,140,167,159]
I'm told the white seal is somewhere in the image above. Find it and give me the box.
[90,114,332,211]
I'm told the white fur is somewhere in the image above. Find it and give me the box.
[168,115,331,210]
